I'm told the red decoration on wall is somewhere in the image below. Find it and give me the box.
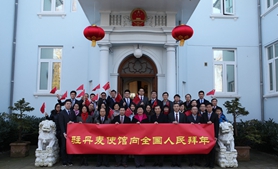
[131,8,147,26]
[83,25,105,47]
[172,24,194,46]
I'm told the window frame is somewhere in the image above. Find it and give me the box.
[37,46,63,93]
[41,0,64,13]
[212,0,235,15]
[266,0,278,9]
[213,48,237,95]
[266,42,278,93]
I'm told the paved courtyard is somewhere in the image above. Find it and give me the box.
[0,146,277,169]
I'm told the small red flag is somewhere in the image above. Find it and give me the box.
[152,100,158,108]
[60,91,68,100]
[103,82,110,91]
[132,95,140,105]
[77,90,85,98]
[76,84,84,91]
[92,84,100,91]
[40,102,45,114]
[115,93,122,103]
[92,94,99,101]
[125,108,132,117]
[108,108,114,119]
[206,89,215,96]
[50,87,57,94]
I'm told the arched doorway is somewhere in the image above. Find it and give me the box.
[117,54,158,98]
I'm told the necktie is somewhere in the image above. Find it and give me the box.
[194,116,196,121]
[126,99,129,106]
[151,100,154,104]
[208,113,211,119]
[67,110,70,115]
[175,113,178,122]
[71,100,75,107]
[141,96,143,101]
[101,117,104,123]
[120,116,124,124]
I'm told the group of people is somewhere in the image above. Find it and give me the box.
[45,88,228,169]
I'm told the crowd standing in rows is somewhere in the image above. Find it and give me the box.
[45,88,228,169]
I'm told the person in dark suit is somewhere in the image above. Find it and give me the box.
[94,108,111,167]
[58,100,76,166]
[196,90,210,108]
[199,103,207,116]
[211,98,222,113]
[122,89,133,109]
[162,92,174,113]
[168,103,186,167]
[173,94,183,105]
[76,105,93,166]
[184,94,192,111]
[97,92,109,109]
[107,90,120,109]
[111,107,131,167]
[149,90,163,110]
[137,88,149,107]
[131,105,149,168]
[57,90,82,110]
[150,105,167,167]
[186,106,201,167]
[201,103,219,169]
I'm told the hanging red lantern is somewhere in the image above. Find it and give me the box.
[172,24,194,46]
[83,25,105,47]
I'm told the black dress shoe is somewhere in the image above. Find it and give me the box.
[140,164,145,167]
[96,164,102,167]
[153,163,158,166]
[209,165,214,169]
[204,163,210,167]
[188,163,193,166]
[68,162,73,166]
[122,164,128,167]
[136,165,140,168]
[176,164,182,167]
[62,162,67,166]
[195,162,201,166]
[159,163,163,167]
[171,164,176,167]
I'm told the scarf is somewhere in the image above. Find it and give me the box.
[134,114,147,122]
[81,112,89,122]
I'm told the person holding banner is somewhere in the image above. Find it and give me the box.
[111,106,131,167]
[76,105,93,166]
[168,103,186,167]
[58,100,76,166]
[150,105,167,167]
[202,103,219,169]
[186,106,201,167]
[94,108,111,167]
[131,105,149,168]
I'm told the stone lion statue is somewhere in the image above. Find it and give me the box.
[216,121,238,168]
[35,120,59,167]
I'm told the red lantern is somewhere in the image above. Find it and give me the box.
[83,25,105,47]
[172,24,194,46]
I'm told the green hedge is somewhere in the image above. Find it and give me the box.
[236,119,278,155]
[0,113,44,151]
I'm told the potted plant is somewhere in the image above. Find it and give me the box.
[223,97,250,161]
[9,98,34,157]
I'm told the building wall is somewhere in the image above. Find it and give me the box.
[260,0,278,122]
[11,0,92,116]
[0,1,15,113]
[178,0,261,121]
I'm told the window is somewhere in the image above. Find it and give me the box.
[213,0,234,15]
[71,0,77,12]
[213,49,236,93]
[267,0,278,8]
[267,42,278,92]
[42,0,64,12]
[38,47,62,92]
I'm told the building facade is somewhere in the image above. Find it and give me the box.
[1,0,277,122]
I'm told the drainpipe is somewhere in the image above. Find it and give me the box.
[9,0,19,113]
[257,0,264,121]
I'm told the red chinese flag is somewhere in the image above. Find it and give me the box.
[103,82,110,91]
[125,108,132,117]
[50,87,57,94]
[206,89,215,96]
[40,102,45,114]
[77,90,85,98]
[92,84,100,91]
[108,108,114,119]
[76,84,84,91]
[115,93,122,103]
[152,100,158,108]
[132,95,140,105]
[92,94,99,101]
[60,91,68,100]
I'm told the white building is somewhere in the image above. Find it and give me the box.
[1,0,277,122]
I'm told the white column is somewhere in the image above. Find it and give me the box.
[99,44,110,92]
[165,45,176,99]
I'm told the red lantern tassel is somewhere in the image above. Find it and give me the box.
[179,39,185,46]
[92,40,96,47]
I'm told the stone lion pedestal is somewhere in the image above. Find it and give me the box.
[35,120,59,167]
[216,122,238,168]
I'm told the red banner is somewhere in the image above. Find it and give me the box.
[67,124,216,155]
